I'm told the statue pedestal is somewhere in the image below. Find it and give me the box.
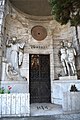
[59,75,77,80]
[63,92,80,113]
[52,79,80,105]
[0,81,29,93]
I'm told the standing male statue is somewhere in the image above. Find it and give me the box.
[67,42,77,75]
[59,41,69,76]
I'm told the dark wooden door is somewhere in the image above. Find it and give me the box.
[29,54,51,103]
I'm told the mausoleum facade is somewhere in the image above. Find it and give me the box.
[0,0,80,117]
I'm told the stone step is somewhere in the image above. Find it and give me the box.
[1,113,80,120]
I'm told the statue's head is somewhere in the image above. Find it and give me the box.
[60,41,64,47]
[68,42,72,47]
[12,36,17,43]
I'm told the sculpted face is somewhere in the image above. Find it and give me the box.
[68,42,72,47]
[60,41,64,47]
[12,37,17,44]
[12,37,17,42]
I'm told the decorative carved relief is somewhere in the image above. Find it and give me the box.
[31,26,47,41]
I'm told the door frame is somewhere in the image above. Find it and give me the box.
[28,50,54,103]
[29,54,51,103]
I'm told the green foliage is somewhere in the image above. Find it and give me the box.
[0,86,12,94]
[49,0,80,26]
[0,87,4,94]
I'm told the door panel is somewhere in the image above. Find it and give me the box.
[29,54,51,103]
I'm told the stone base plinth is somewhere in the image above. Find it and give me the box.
[59,75,77,80]
[0,81,28,93]
[52,80,80,105]
[63,92,80,113]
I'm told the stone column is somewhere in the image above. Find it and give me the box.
[0,0,6,79]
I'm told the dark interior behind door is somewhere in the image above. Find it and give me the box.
[29,54,51,103]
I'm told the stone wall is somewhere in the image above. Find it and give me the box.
[52,80,80,105]
[0,93,30,117]
[0,81,29,93]
[63,92,80,113]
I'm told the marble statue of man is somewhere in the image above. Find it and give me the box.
[67,42,77,75]
[8,37,25,71]
[59,41,69,75]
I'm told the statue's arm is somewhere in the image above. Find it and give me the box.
[6,37,12,47]
[6,64,12,79]
[74,48,76,56]
[58,49,61,61]
[6,42,12,47]
[19,42,25,49]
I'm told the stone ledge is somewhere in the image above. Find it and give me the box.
[53,79,80,83]
[0,81,29,93]
[59,75,77,80]
[0,80,28,84]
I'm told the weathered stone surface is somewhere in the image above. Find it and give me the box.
[52,80,80,105]
[59,76,77,80]
[0,49,2,56]
[63,92,80,112]
[0,0,80,118]
[0,114,80,120]
[0,81,29,93]
[0,93,30,117]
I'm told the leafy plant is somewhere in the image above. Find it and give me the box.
[7,86,12,94]
[49,0,80,53]
[0,86,12,94]
[0,87,4,94]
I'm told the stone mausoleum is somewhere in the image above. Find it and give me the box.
[0,0,80,118]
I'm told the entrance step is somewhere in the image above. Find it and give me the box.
[1,103,80,120]
[31,103,62,116]
[1,114,80,120]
